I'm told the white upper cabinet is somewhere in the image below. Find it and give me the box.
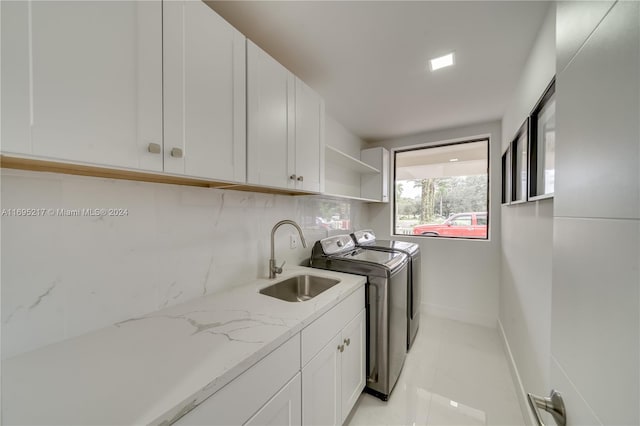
[2,1,324,194]
[0,1,163,171]
[294,79,325,193]
[247,40,295,189]
[361,147,390,202]
[163,1,246,182]
[247,41,324,192]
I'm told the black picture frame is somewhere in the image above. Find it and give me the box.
[510,118,529,204]
[501,146,511,205]
[529,77,556,200]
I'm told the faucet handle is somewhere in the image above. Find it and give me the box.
[275,260,286,274]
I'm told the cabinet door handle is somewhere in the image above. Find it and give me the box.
[337,344,344,353]
[170,147,183,158]
[297,175,304,181]
[147,143,161,154]
[290,174,297,180]
[344,337,351,346]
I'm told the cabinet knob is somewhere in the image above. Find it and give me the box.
[344,338,351,346]
[147,143,161,154]
[337,344,344,353]
[289,174,297,180]
[297,175,304,182]
[171,147,183,158]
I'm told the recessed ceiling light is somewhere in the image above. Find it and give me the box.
[429,52,455,71]
[449,158,459,162]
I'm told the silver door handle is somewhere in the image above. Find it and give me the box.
[344,337,350,346]
[147,143,161,154]
[528,389,566,426]
[171,147,183,158]
[297,175,304,181]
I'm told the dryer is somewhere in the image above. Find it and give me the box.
[310,234,408,401]
[352,230,421,350]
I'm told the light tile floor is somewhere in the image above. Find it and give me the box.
[346,316,524,426]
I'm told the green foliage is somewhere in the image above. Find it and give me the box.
[396,175,487,224]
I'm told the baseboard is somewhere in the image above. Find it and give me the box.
[421,302,496,328]
[498,319,535,426]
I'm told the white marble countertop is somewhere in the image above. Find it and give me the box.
[2,266,366,425]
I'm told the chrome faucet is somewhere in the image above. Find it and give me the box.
[269,219,307,279]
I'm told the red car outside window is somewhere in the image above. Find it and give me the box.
[412,212,487,239]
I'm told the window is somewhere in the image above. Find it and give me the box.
[450,215,472,226]
[510,119,528,204]
[529,78,555,199]
[305,199,353,232]
[394,139,489,239]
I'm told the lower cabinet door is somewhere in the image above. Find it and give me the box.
[340,309,366,423]
[245,373,301,426]
[302,334,341,426]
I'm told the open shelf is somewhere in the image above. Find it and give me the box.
[321,192,382,203]
[325,145,379,174]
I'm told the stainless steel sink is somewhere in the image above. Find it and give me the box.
[259,275,340,302]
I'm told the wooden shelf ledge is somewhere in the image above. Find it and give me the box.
[0,155,315,196]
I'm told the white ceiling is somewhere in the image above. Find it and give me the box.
[208,1,550,142]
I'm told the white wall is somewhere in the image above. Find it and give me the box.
[0,169,367,359]
[498,4,555,423]
[501,3,640,425]
[551,1,639,424]
[367,120,502,328]
[325,113,364,159]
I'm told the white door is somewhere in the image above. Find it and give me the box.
[163,1,246,182]
[549,1,639,425]
[340,309,366,423]
[293,78,324,192]
[245,373,302,426]
[1,1,163,171]
[302,333,341,426]
[247,40,294,189]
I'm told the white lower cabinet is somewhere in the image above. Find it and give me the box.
[172,287,365,426]
[301,287,366,426]
[339,309,366,422]
[302,309,366,426]
[173,335,300,426]
[245,373,302,426]
[302,334,341,426]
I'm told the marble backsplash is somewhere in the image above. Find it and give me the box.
[0,169,367,359]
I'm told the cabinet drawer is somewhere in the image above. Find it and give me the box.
[174,334,301,425]
[301,286,365,366]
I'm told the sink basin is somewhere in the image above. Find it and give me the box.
[259,275,341,302]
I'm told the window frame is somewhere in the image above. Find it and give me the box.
[392,137,490,241]
[501,146,511,205]
[510,118,529,205]
[528,77,556,201]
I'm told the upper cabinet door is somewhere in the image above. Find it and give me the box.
[294,79,325,193]
[247,40,295,189]
[1,1,163,171]
[163,1,246,182]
